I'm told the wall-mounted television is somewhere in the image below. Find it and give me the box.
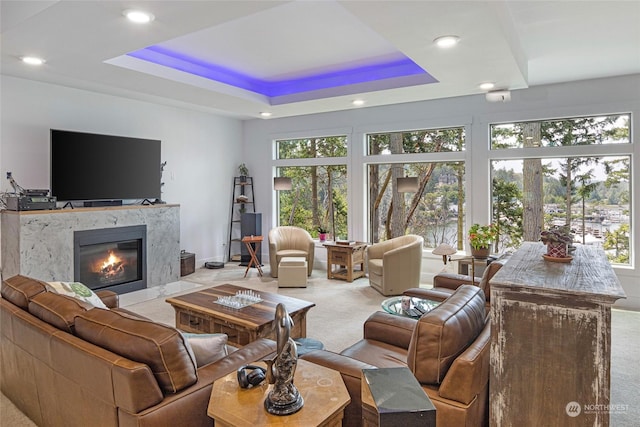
[50,129,161,202]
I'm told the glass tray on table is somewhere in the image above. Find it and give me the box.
[381,296,441,319]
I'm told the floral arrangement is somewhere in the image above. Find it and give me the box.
[468,223,497,250]
[540,225,573,245]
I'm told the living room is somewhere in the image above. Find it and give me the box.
[1,1,639,426]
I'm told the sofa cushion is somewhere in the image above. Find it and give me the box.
[406,285,486,385]
[28,291,91,333]
[1,275,48,309]
[75,308,197,394]
[46,281,108,309]
[181,333,229,367]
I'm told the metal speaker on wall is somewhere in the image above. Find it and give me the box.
[273,177,292,191]
[397,177,419,193]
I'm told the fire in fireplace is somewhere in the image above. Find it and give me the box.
[74,225,147,294]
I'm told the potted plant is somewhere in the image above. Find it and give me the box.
[238,163,249,182]
[540,225,573,258]
[468,223,497,258]
[317,226,329,242]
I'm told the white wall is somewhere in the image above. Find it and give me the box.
[243,74,640,309]
[0,76,242,267]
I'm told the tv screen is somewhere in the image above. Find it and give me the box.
[50,129,161,202]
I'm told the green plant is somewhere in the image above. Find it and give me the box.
[317,226,328,234]
[468,223,497,249]
[540,225,573,244]
[238,163,249,176]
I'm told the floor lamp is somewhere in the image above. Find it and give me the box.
[274,177,297,225]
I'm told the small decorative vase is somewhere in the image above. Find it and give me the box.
[319,233,327,242]
[546,241,567,258]
[471,246,490,259]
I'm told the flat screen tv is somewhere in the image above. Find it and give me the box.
[50,129,161,202]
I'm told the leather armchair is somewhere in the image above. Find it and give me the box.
[366,234,423,296]
[302,285,490,427]
[268,226,315,277]
[404,254,510,311]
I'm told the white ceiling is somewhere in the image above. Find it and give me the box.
[1,1,639,120]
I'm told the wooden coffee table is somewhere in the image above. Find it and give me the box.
[166,284,315,347]
[208,359,350,427]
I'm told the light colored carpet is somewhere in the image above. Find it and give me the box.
[2,265,638,425]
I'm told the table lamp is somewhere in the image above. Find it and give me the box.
[432,243,457,265]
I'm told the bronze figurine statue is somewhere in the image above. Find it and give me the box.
[264,303,303,415]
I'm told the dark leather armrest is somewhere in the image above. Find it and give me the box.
[433,273,479,290]
[403,287,452,302]
[363,311,416,349]
[96,290,119,308]
[196,338,277,383]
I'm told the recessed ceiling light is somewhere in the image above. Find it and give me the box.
[21,56,45,66]
[434,35,460,49]
[123,9,155,24]
[479,82,495,90]
[352,99,365,106]
[260,112,272,117]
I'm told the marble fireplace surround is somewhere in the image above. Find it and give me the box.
[1,204,180,291]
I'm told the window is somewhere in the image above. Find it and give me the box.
[367,127,466,247]
[275,136,347,239]
[491,114,630,149]
[368,127,465,155]
[368,161,465,247]
[277,135,347,159]
[490,114,631,265]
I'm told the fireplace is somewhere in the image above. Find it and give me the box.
[74,225,147,294]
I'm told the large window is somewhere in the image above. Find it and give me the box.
[368,127,465,155]
[368,161,465,247]
[367,127,466,247]
[277,135,347,159]
[490,114,631,265]
[275,136,347,239]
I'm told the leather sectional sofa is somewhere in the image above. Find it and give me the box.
[302,285,490,427]
[0,275,276,427]
[404,254,510,312]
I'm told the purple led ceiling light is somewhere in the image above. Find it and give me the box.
[127,45,437,99]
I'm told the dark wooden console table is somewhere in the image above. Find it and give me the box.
[489,242,625,426]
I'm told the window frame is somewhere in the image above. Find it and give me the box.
[272,129,350,235]
[487,112,633,267]
[361,120,471,248]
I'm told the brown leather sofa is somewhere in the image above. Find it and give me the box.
[1,275,276,427]
[403,254,510,311]
[302,285,489,427]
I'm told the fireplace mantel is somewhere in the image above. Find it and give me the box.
[1,204,180,290]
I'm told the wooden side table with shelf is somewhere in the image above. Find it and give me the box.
[323,241,367,282]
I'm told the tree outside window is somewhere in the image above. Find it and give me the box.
[367,127,465,247]
[490,114,631,264]
[275,136,347,239]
